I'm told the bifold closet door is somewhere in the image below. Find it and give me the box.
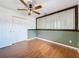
[11,16,28,43]
[0,16,28,48]
[0,16,12,48]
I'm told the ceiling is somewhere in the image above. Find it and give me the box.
[0,0,79,18]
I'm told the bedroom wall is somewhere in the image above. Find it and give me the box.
[28,5,79,48]
[39,4,79,48]
[34,7,77,48]
[0,7,36,48]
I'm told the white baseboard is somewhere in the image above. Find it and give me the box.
[29,37,79,50]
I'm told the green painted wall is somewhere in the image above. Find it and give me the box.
[28,30,37,39]
[28,30,78,48]
[38,31,78,48]
[77,32,79,48]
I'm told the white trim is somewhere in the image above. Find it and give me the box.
[29,37,78,50]
[28,37,38,40]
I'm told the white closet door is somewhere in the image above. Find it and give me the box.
[0,16,27,48]
[11,16,28,43]
[0,15,12,48]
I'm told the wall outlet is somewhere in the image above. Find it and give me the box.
[69,40,72,43]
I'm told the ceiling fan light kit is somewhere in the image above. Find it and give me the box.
[17,0,42,15]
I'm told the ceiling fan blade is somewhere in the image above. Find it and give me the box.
[32,10,40,15]
[19,0,28,7]
[34,5,42,10]
[17,9,28,11]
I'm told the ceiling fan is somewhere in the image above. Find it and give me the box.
[17,0,42,15]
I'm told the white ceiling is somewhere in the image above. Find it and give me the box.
[0,0,79,17]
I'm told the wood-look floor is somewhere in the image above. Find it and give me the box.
[0,39,79,58]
